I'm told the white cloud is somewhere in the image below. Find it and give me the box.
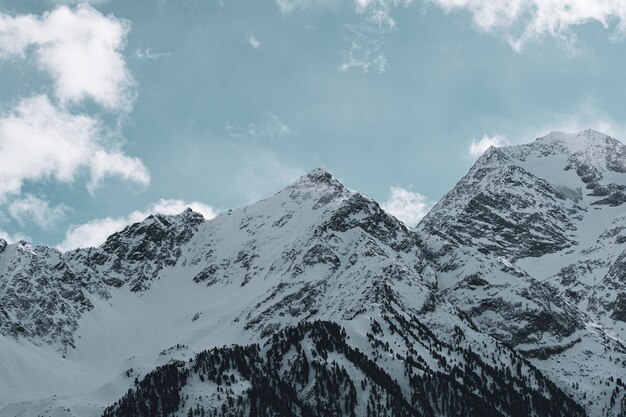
[0,4,134,110]
[275,0,336,14]
[468,134,510,157]
[428,0,626,51]
[149,199,217,219]
[56,199,218,251]
[245,32,261,49]
[0,95,149,200]
[0,229,31,244]
[8,194,68,230]
[133,47,171,60]
[51,0,109,4]
[381,186,431,227]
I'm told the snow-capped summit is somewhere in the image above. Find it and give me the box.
[295,167,340,185]
[533,128,621,152]
[499,129,626,204]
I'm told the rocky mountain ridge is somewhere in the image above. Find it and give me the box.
[2,131,626,416]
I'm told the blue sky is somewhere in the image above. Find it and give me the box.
[1,0,626,248]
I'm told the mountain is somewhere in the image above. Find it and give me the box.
[418,129,626,416]
[1,132,626,416]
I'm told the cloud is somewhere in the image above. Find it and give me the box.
[0,95,149,200]
[468,134,509,157]
[50,0,109,4]
[0,4,134,110]
[339,23,389,74]
[234,147,301,203]
[381,186,431,227]
[339,0,412,73]
[227,114,291,141]
[56,199,217,251]
[7,194,68,230]
[274,0,336,14]
[245,32,261,49]
[0,228,31,244]
[133,47,171,60]
[275,0,409,72]
[428,0,626,51]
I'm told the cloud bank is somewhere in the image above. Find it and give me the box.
[429,0,626,50]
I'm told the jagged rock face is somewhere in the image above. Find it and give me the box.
[420,147,585,261]
[64,208,205,292]
[0,241,91,352]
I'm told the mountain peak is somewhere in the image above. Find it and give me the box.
[301,167,337,184]
[287,168,347,195]
[534,129,622,153]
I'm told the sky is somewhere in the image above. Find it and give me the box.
[1,0,626,249]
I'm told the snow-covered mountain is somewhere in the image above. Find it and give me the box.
[1,132,626,416]
[418,129,626,416]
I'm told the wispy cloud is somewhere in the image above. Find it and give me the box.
[468,134,510,158]
[245,31,262,49]
[57,199,217,251]
[49,0,109,4]
[133,47,171,60]
[275,0,409,73]
[8,194,68,231]
[227,114,291,141]
[339,0,412,73]
[274,0,336,14]
[226,114,300,203]
[381,186,431,227]
[339,23,389,73]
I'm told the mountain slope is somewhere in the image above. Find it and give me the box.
[103,321,585,417]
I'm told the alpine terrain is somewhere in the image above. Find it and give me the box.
[1,129,626,417]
